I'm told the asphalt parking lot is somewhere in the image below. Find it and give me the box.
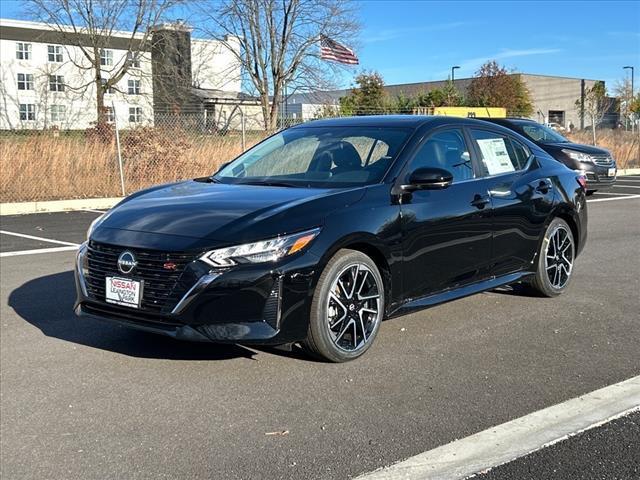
[1,176,639,479]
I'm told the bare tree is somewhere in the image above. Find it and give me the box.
[199,0,360,130]
[576,81,613,144]
[28,0,177,125]
[614,77,633,130]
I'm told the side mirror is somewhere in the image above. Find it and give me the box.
[402,167,453,191]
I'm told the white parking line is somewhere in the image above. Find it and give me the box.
[593,192,634,196]
[588,194,640,203]
[0,230,79,246]
[610,184,640,188]
[0,246,78,257]
[357,376,640,480]
[83,209,106,214]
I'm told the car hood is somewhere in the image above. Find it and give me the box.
[96,180,366,245]
[544,142,610,155]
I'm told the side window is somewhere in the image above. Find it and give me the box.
[342,136,391,166]
[507,137,531,169]
[408,128,474,183]
[470,129,530,176]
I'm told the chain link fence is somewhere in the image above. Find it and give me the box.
[1,109,638,203]
[0,112,287,203]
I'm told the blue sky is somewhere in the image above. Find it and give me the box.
[1,0,638,90]
[354,1,639,89]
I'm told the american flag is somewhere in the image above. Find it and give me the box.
[320,35,359,65]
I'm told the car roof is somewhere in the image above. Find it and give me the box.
[294,115,484,129]
[290,115,534,143]
[480,117,537,126]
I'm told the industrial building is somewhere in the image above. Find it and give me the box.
[286,73,617,129]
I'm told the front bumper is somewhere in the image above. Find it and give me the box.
[581,164,617,190]
[74,242,319,345]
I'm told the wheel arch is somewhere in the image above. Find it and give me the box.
[316,233,394,316]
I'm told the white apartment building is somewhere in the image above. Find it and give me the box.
[0,19,243,130]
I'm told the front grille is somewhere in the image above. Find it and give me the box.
[85,241,197,313]
[590,154,614,167]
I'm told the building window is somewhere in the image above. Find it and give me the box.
[548,110,565,126]
[17,73,34,90]
[48,45,63,62]
[127,79,141,95]
[100,49,113,66]
[127,52,141,68]
[50,105,66,122]
[49,75,65,92]
[105,106,115,123]
[19,104,35,121]
[101,78,116,94]
[129,106,142,123]
[16,42,31,60]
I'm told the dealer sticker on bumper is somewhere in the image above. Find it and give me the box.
[105,277,142,308]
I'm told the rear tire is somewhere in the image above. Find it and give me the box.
[302,249,384,362]
[530,218,575,297]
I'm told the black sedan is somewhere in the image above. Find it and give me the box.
[75,116,588,362]
[481,117,617,193]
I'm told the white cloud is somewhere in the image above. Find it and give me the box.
[438,48,563,77]
[363,22,472,43]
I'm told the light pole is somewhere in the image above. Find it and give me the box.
[624,65,634,96]
[451,65,460,83]
[624,66,634,132]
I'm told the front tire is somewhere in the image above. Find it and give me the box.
[530,218,575,297]
[302,249,384,362]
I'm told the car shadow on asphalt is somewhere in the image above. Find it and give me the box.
[491,282,545,298]
[8,270,262,361]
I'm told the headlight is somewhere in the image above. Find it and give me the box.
[563,150,593,163]
[86,214,105,240]
[199,228,320,268]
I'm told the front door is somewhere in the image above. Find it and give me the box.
[399,127,493,301]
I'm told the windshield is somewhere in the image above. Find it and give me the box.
[214,126,411,188]
[520,122,569,144]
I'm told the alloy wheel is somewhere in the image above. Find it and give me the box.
[325,263,382,352]
[544,225,574,289]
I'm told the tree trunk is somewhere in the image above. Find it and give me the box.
[269,101,279,131]
[591,115,597,145]
[96,77,106,126]
[259,91,271,131]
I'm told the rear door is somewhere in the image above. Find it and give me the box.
[467,127,555,276]
[398,127,494,300]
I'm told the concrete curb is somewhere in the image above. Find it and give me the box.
[0,197,123,216]
[618,168,640,175]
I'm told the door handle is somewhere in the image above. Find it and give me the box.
[471,194,490,209]
[535,179,553,194]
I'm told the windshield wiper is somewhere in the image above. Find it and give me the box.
[238,180,302,188]
[194,176,220,183]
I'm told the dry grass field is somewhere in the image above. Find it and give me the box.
[567,130,639,169]
[1,126,638,203]
[1,129,268,202]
